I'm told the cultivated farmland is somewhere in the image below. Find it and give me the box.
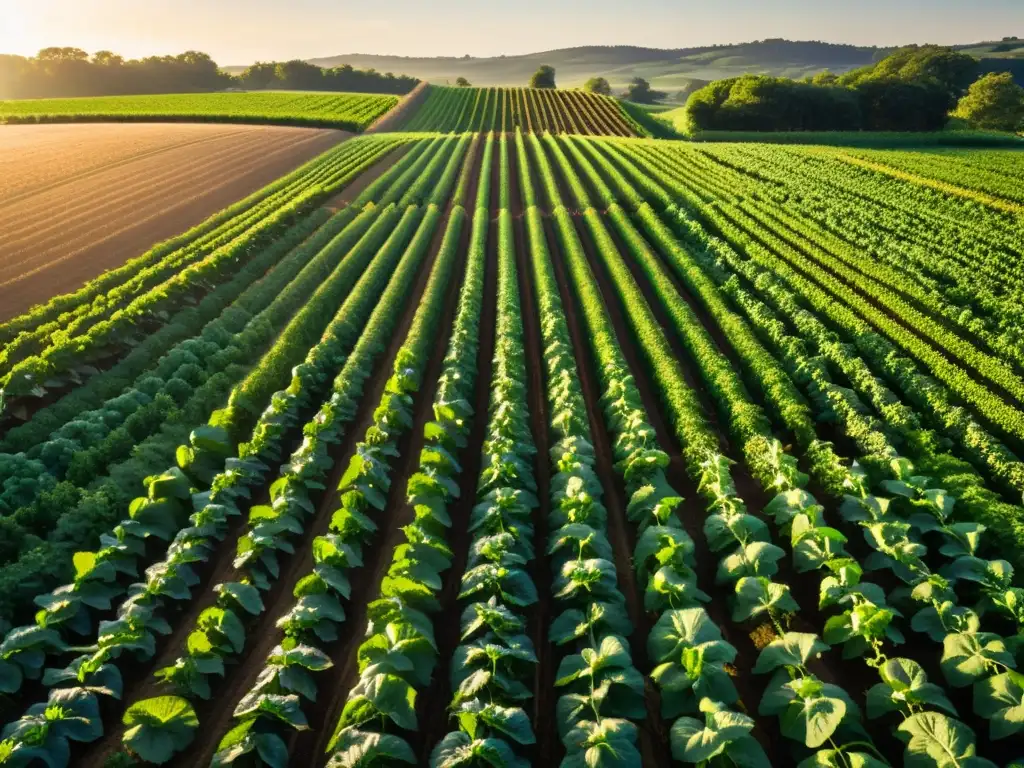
[1,129,1024,768]
[0,123,351,320]
[0,92,399,131]
[398,85,643,136]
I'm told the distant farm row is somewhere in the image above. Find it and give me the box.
[0,86,665,137]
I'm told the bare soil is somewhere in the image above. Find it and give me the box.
[0,123,349,321]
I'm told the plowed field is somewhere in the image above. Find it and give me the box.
[0,123,349,320]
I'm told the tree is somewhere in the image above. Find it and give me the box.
[584,77,611,96]
[683,75,861,134]
[954,72,1024,131]
[91,51,124,67]
[36,47,88,62]
[530,65,556,89]
[455,76,472,87]
[238,62,278,90]
[838,45,978,108]
[625,76,666,104]
[854,78,950,131]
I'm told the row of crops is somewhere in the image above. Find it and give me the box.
[394,86,643,137]
[0,92,399,131]
[2,130,1024,768]
[0,85,662,137]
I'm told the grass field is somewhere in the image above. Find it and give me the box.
[0,91,399,131]
[1,130,1024,768]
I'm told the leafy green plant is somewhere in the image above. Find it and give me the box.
[122,696,198,765]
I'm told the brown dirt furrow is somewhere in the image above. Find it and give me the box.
[322,144,411,211]
[566,211,787,761]
[414,212,498,760]
[364,81,430,133]
[0,123,255,203]
[0,130,337,263]
[293,145,482,767]
[173,212,447,768]
[0,127,307,234]
[541,214,671,768]
[505,139,556,763]
[0,124,348,322]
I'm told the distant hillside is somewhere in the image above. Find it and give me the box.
[222,38,1024,98]
[299,40,887,93]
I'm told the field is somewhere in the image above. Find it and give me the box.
[0,123,352,321]
[0,92,399,131]
[1,128,1024,768]
[397,85,644,136]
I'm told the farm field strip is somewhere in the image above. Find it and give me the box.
[0,92,399,132]
[1,131,1024,768]
[397,85,642,137]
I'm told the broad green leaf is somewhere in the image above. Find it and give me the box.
[972,670,1024,740]
[897,713,996,768]
[670,699,756,762]
[940,632,1015,688]
[732,577,799,623]
[753,633,829,674]
[122,696,198,764]
[326,728,416,767]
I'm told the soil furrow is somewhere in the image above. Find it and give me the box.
[175,206,451,768]
[505,135,556,762]
[294,137,484,767]
[541,214,671,768]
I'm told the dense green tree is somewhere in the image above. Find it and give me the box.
[36,47,89,62]
[530,65,556,89]
[839,45,978,107]
[584,76,611,95]
[455,76,472,87]
[91,51,124,67]
[954,72,1024,131]
[0,48,418,99]
[854,78,951,130]
[238,61,278,90]
[683,75,861,133]
[624,76,666,103]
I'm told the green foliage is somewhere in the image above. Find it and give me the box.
[122,696,198,764]
[529,65,557,89]
[584,77,611,96]
[684,45,984,134]
[624,76,665,104]
[0,91,399,131]
[954,72,1024,131]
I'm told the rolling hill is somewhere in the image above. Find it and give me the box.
[298,40,885,93]
[220,38,1024,99]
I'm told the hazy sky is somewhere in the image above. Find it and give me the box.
[2,0,1022,63]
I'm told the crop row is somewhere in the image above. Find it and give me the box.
[559,134,1024,763]
[0,92,399,131]
[2,131,1024,767]
[399,86,639,137]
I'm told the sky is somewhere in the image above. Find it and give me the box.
[1,0,1022,64]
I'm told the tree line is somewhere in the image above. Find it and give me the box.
[0,48,419,100]
[682,45,1024,133]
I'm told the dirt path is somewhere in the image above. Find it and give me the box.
[0,123,348,321]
